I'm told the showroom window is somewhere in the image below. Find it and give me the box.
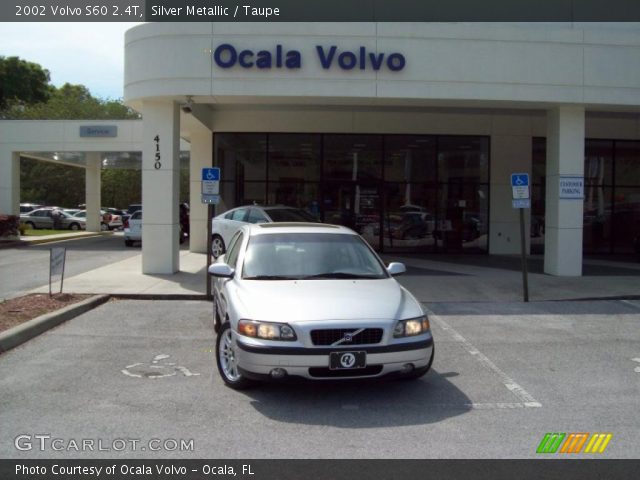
[531,138,640,255]
[214,133,490,253]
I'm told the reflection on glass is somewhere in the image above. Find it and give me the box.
[612,187,640,253]
[216,134,266,181]
[323,135,382,181]
[268,134,321,182]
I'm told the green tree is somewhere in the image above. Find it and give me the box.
[4,82,139,120]
[0,56,51,109]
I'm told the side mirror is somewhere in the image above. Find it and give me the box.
[208,263,235,278]
[387,262,406,276]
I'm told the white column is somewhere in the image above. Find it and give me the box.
[142,101,180,274]
[189,131,212,253]
[544,106,585,276]
[0,149,20,215]
[85,153,102,232]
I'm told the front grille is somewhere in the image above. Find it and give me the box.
[308,365,384,378]
[310,328,384,346]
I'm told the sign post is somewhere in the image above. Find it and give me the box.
[49,247,66,296]
[201,168,221,300]
[511,173,530,302]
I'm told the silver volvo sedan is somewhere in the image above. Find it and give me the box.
[208,223,434,389]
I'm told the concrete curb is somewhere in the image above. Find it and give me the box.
[0,294,110,354]
[22,232,111,246]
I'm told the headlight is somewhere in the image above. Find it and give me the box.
[238,320,297,341]
[393,316,430,338]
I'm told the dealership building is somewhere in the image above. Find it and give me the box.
[1,22,639,276]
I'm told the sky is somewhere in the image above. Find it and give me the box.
[0,22,143,100]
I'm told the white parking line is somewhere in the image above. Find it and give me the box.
[424,308,542,408]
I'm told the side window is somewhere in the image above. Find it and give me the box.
[231,208,248,222]
[225,232,244,268]
[247,208,268,224]
[225,211,235,220]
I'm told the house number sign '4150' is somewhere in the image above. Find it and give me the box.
[154,135,161,169]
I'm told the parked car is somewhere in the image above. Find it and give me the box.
[124,210,143,247]
[20,208,85,230]
[72,210,123,231]
[20,203,42,214]
[123,209,186,247]
[211,205,318,258]
[123,204,142,227]
[208,223,434,389]
[63,208,81,216]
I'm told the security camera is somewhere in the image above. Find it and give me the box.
[181,96,194,114]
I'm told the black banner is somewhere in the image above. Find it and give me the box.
[3,0,640,22]
[1,460,640,480]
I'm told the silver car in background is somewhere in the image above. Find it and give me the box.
[211,205,318,259]
[208,223,434,389]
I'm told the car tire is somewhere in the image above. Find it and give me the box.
[401,345,434,381]
[69,223,81,231]
[25,222,36,230]
[216,322,253,390]
[124,240,134,247]
[211,235,225,259]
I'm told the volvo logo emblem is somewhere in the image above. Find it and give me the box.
[340,353,356,368]
[343,333,353,342]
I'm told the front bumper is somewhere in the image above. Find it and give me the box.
[235,336,434,381]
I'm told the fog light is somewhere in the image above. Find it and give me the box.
[270,368,287,379]
[401,363,415,374]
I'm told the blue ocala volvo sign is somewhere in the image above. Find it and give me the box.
[213,44,406,71]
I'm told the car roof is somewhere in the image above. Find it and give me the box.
[245,223,353,235]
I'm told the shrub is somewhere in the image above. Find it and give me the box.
[0,214,20,238]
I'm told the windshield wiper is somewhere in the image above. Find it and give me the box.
[243,275,300,280]
[303,272,380,279]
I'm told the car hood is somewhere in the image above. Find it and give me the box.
[233,278,422,322]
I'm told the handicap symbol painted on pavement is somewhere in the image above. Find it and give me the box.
[121,354,201,379]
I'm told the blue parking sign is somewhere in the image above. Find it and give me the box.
[511,173,530,200]
[201,168,220,181]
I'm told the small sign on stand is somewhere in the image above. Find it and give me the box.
[202,167,221,299]
[511,173,530,303]
[49,247,66,296]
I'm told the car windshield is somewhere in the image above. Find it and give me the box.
[266,208,317,222]
[242,233,388,280]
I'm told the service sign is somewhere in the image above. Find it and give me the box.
[559,176,584,199]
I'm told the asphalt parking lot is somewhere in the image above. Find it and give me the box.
[1,298,639,459]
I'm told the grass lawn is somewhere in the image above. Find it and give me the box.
[22,229,84,236]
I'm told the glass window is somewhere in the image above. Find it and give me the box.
[247,208,268,224]
[225,232,244,268]
[384,136,436,183]
[438,136,489,184]
[215,134,266,181]
[323,135,382,181]
[614,141,640,186]
[230,208,249,222]
[583,187,613,254]
[242,233,387,279]
[382,183,438,253]
[265,208,317,222]
[268,134,321,182]
[585,140,613,186]
[612,187,640,253]
[267,182,320,219]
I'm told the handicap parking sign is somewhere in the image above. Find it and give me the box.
[201,168,220,181]
[511,173,530,200]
